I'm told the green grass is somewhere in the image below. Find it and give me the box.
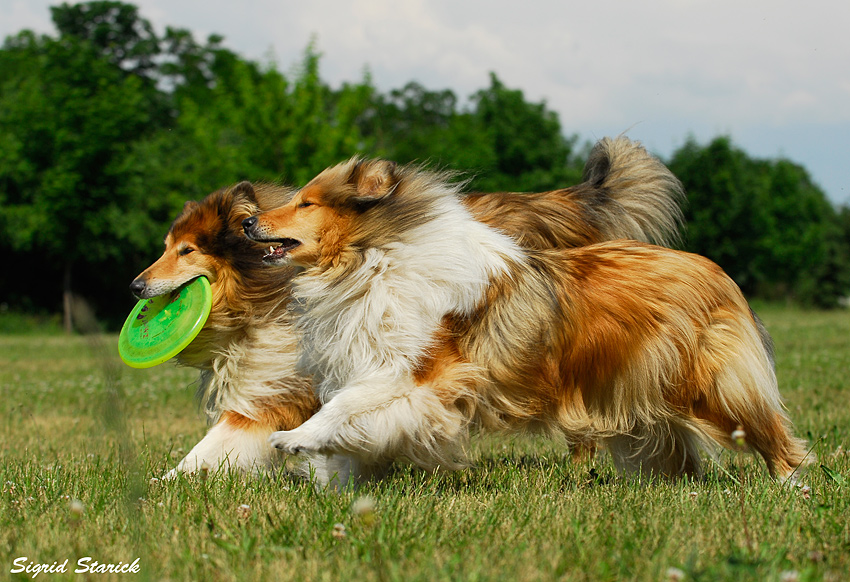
[1,306,849,581]
[0,311,63,336]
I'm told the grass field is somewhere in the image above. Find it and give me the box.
[1,305,848,581]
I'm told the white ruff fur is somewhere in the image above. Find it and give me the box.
[198,317,302,421]
[269,195,523,469]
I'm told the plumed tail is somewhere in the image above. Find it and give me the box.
[463,135,685,251]
[582,136,685,247]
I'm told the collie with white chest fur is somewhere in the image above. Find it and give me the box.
[130,137,686,482]
[243,158,810,482]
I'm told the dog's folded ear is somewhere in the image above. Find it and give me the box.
[231,181,258,204]
[229,181,264,228]
[350,159,398,203]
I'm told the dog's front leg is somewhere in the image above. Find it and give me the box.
[164,413,284,479]
[267,390,365,456]
[269,374,463,467]
[298,453,392,490]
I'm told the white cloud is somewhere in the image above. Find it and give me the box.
[0,0,55,36]
[1,0,847,202]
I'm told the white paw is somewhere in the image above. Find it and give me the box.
[161,468,179,481]
[268,429,321,455]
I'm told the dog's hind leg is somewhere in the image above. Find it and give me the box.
[743,415,810,482]
[693,383,811,482]
[603,417,706,480]
[299,454,392,490]
[690,312,811,481]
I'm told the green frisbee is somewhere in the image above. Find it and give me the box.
[118,277,213,369]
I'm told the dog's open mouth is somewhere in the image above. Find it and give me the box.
[263,239,301,261]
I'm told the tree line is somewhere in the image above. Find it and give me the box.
[1,1,848,332]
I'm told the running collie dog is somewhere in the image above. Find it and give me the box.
[243,157,810,482]
[131,137,687,479]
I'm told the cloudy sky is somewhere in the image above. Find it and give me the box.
[3,0,848,204]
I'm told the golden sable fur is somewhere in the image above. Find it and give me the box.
[464,135,685,250]
[131,136,687,478]
[244,157,809,482]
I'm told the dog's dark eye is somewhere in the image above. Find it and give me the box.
[298,201,314,209]
[178,247,195,256]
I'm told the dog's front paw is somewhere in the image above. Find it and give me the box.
[268,430,316,455]
[161,467,179,481]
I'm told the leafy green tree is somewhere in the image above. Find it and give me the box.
[760,160,836,298]
[800,209,850,308]
[670,136,849,305]
[0,4,165,331]
[128,38,375,197]
[264,44,373,183]
[670,137,772,293]
[364,75,583,193]
[366,81,464,161]
[3,2,847,326]
[470,73,581,192]
[50,1,160,78]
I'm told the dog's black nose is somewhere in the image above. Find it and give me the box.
[242,215,258,234]
[129,279,146,296]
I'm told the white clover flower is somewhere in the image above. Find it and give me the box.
[352,496,376,516]
[332,523,347,540]
[69,498,84,522]
[731,426,746,449]
[236,504,252,520]
[352,495,377,526]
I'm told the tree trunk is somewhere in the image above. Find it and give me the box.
[63,261,74,334]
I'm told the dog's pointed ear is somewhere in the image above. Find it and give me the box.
[231,181,258,205]
[350,160,398,202]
